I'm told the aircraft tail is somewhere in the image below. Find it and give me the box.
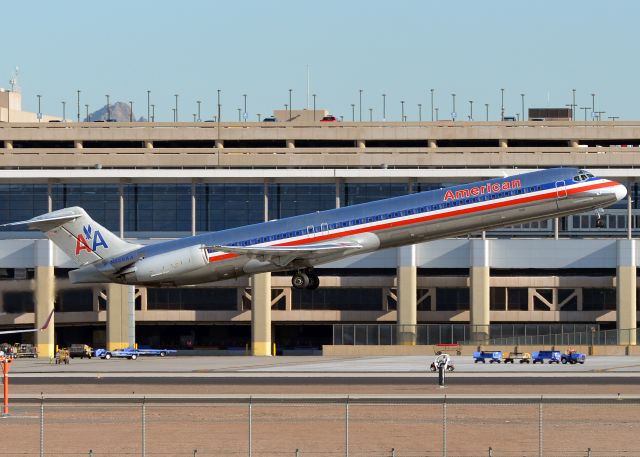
[2,207,141,266]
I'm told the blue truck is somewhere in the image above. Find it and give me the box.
[473,351,503,363]
[532,350,561,364]
[136,348,177,357]
[561,350,586,364]
[95,347,140,360]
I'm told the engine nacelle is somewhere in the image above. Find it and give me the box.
[129,245,208,283]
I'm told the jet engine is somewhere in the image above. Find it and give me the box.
[126,245,209,284]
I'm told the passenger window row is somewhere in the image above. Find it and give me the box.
[224,184,544,248]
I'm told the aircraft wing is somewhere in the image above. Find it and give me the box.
[0,310,54,335]
[210,241,363,267]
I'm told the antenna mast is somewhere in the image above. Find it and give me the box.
[9,67,20,92]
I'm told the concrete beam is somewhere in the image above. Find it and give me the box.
[397,245,417,345]
[470,239,490,342]
[106,283,130,350]
[251,272,272,356]
[34,240,54,359]
[616,239,637,345]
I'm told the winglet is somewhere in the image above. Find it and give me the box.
[40,309,54,331]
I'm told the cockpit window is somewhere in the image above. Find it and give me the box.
[574,170,595,181]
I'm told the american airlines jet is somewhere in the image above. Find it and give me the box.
[3,168,626,289]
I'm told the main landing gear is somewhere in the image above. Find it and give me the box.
[292,269,320,290]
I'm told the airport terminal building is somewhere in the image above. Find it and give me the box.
[1,104,639,355]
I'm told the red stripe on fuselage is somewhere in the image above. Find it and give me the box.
[207,180,618,263]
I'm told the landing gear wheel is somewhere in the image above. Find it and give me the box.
[306,274,320,290]
[292,272,310,289]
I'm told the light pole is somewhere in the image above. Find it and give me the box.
[359,89,363,122]
[147,90,151,122]
[37,94,41,122]
[217,89,221,123]
[581,106,590,122]
[468,100,473,121]
[129,101,133,122]
[521,93,525,121]
[401,100,405,121]
[174,94,179,122]
[151,104,155,122]
[61,101,66,121]
[172,108,176,122]
[591,93,595,115]
[237,107,241,122]
[435,107,439,121]
[382,93,386,121]
[572,89,576,121]
[485,103,489,121]
[288,89,292,121]
[451,93,456,121]
[193,114,196,122]
[85,104,89,122]
[76,90,80,123]
[500,88,504,121]
[243,94,247,122]
[257,113,261,122]
[312,94,316,120]
[105,95,110,121]
[430,88,434,121]
[418,103,422,122]
[197,100,201,122]
[351,103,355,122]
[369,108,373,122]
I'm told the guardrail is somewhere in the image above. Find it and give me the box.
[332,323,598,346]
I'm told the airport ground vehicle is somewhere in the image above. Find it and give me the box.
[14,343,38,358]
[136,348,177,357]
[68,344,93,359]
[561,350,586,364]
[430,353,455,372]
[55,349,70,364]
[473,351,502,363]
[532,350,561,364]
[95,347,139,360]
[320,115,337,122]
[503,351,531,363]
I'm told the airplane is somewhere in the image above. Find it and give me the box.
[0,310,54,335]
[1,168,626,290]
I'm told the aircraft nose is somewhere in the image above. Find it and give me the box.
[613,183,628,201]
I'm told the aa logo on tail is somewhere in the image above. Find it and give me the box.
[75,225,109,255]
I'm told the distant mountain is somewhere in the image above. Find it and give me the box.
[85,102,145,122]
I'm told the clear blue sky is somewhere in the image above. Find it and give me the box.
[4,0,638,121]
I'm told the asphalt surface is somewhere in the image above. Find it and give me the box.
[9,354,640,376]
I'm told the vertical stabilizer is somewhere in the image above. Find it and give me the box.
[2,207,140,266]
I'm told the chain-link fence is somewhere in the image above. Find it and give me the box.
[2,396,639,456]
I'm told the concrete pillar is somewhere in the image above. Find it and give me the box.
[470,239,490,342]
[357,139,366,149]
[286,139,295,149]
[4,140,13,150]
[396,245,417,345]
[73,140,83,149]
[499,139,508,148]
[106,283,130,350]
[34,240,55,359]
[251,273,272,355]
[616,239,637,345]
[428,139,437,149]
